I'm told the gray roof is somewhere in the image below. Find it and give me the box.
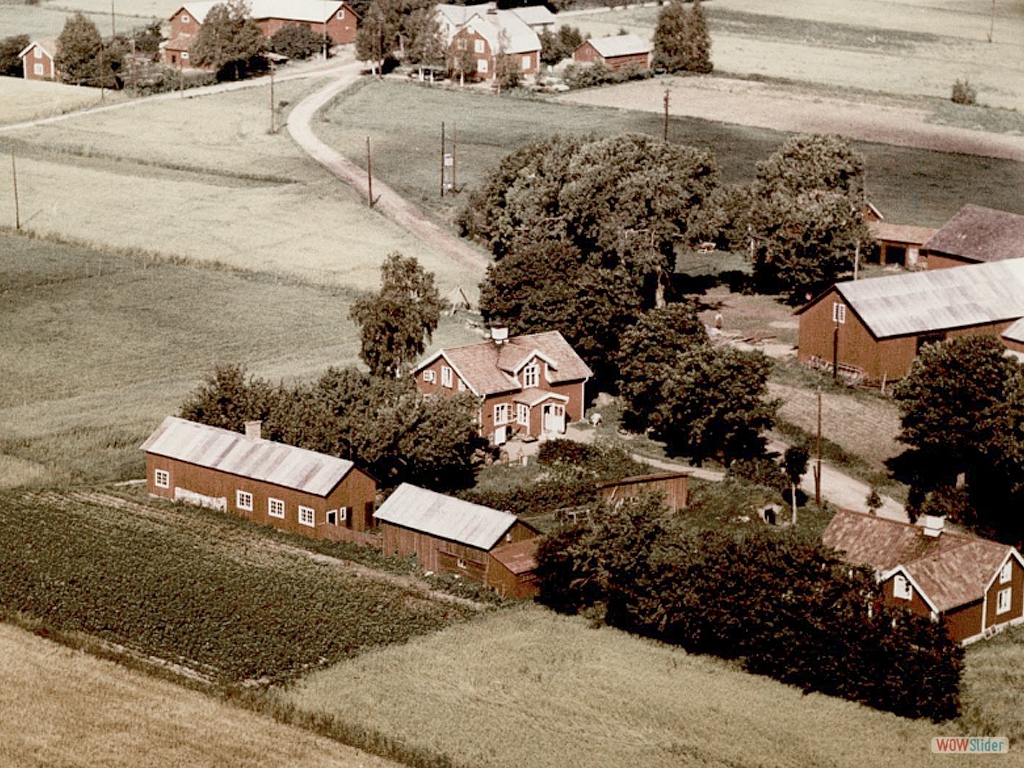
[1003,317,1024,343]
[923,204,1024,263]
[508,5,556,27]
[373,483,519,550]
[813,258,1024,339]
[584,34,650,59]
[434,3,541,53]
[180,0,346,24]
[140,416,357,497]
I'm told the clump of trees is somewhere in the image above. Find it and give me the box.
[536,494,964,721]
[652,0,712,74]
[891,335,1024,543]
[462,133,718,381]
[617,302,777,466]
[0,34,30,78]
[181,363,487,492]
[191,0,266,80]
[538,24,585,67]
[55,12,122,87]
[356,0,442,74]
[269,23,323,60]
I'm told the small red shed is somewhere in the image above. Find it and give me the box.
[573,34,650,71]
[19,40,58,81]
[596,470,691,512]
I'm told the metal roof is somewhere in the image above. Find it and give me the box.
[140,416,356,497]
[1003,317,1024,343]
[508,5,556,27]
[829,258,1024,339]
[373,483,518,550]
[584,34,650,59]
[179,0,345,24]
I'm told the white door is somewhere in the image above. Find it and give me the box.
[543,404,565,434]
[494,425,508,445]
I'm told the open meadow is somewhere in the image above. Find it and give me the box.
[0,231,480,485]
[0,623,403,768]
[0,76,121,124]
[320,79,1024,228]
[279,606,1001,768]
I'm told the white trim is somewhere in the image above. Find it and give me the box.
[422,369,436,383]
[983,549,1024,595]
[1001,561,1012,584]
[493,402,509,426]
[236,489,253,511]
[893,574,912,600]
[298,505,315,527]
[154,469,170,488]
[410,351,483,398]
[509,349,558,375]
[879,565,940,614]
[522,362,539,389]
[339,506,348,522]
[997,587,1012,615]
[516,403,529,426]
[268,497,285,519]
[474,39,484,53]
[441,365,454,388]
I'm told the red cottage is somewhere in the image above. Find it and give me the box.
[141,416,377,542]
[19,40,58,81]
[374,482,541,598]
[573,34,651,71]
[412,328,593,445]
[823,510,1024,644]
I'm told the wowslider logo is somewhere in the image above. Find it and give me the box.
[932,737,1009,754]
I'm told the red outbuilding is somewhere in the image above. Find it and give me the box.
[19,40,58,81]
[572,34,650,71]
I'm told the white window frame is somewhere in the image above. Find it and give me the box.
[474,39,484,53]
[457,557,466,569]
[236,490,253,511]
[521,54,530,70]
[893,574,911,601]
[457,38,466,50]
[339,506,348,522]
[997,587,1012,614]
[1001,561,1012,584]
[34,47,42,59]
[298,505,315,528]
[182,13,190,23]
[181,51,189,60]
[523,363,539,389]
[154,469,169,489]
[493,402,509,426]
[832,302,846,324]
[441,365,453,388]
[268,497,285,519]
[457,379,467,392]
[33,63,44,76]
[423,370,436,383]
[477,58,488,73]
[516,403,529,426]
[336,8,345,18]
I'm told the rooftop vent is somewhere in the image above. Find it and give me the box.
[244,420,263,442]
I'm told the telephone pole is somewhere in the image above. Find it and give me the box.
[269,62,276,133]
[814,388,822,506]
[440,121,445,198]
[366,137,375,207]
[11,154,21,231]
[663,89,669,141]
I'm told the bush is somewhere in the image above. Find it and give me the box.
[728,455,788,493]
[562,61,652,89]
[270,23,322,60]
[951,78,977,105]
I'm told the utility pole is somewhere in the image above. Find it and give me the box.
[366,136,374,208]
[663,88,669,142]
[180,65,184,98]
[111,0,116,38]
[452,122,457,193]
[130,37,136,98]
[98,46,104,102]
[440,121,445,198]
[11,154,21,231]
[814,388,822,506]
[269,62,276,133]
[988,0,996,42]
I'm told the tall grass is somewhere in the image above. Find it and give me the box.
[961,625,1024,743]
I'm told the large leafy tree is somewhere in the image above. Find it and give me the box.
[56,12,103,85]
[538,25,584,67]
[652,0,711,74]
[618,303,776,466]
[746,134,871,300]
[0,34,30,78]
[355,0,435,72]
[190,0,265,80]
[349,252,445,378]
[269,23,322,60]
[404,6,445,73]
[466,133,719,380]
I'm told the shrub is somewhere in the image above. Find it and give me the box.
[0,34,30,78]
[728,455,788,493]
[562,61,652,89]
[270,23,322,60]
[951,78,977,105]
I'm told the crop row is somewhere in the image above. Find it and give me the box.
[0,491,474,687]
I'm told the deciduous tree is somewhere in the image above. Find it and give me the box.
[190,0,265,80]
[652,0,711,74]
[0,34,30,78]
[349,252,445,378]
[269,23,322,59]
[56,12,102,85]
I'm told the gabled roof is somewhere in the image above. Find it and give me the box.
[414,330,593,397]
[18,39,57,60]
[490,537,540,575]
[373,483,526,550]
[823,510,1016,613]
[174,0,347,24]
[581,34,650,59]
[797,257,1024,339]
[140,416,357,497]
[435,3,540,53]
[923,204,1024,263]
[867,221,937,247]
[508,5,556,27]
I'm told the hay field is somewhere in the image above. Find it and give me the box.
[0,76,120,124]
[279,606,990,768]
[0,78,481,294]
[0,623,401,768]
[568,0,1024,110]
[0,4,150,43]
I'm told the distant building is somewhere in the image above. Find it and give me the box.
[572,34,650,71]
[19,40,58,81]
[923,204,1024,270]
[436,3,541,80]
[412,327,593,444]
[596,470,690,512]
[796,257,1024,381]
[824,510,1024,644]
[867,222,937,269]
[141,416,377,542]
[374,483,541,598]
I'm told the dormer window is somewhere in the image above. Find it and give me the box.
[523,363,539,388]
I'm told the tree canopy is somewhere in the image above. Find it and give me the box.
[652,0,712,74]
[617,303,777,466]
[190,0,265,80]
[349,252,445,378]
[269,23,322,60]
[538,24,584,67]
[355,0,436,72]
[745,134,871,300]
[0,34,30,78]
[56,12,103,85]
[465,133,719,380]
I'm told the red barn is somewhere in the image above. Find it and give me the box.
[19,40,58,81]
[141,416,377,542]
[922,204,1024,271]
[824,510,1024,644]
[412,328,592,445]
[573,34,650,71]
[374,483,541,598]
[796,258,1024,382]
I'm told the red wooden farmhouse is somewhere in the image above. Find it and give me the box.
[412,327,592,445]
[436,3,542,80]
[824,510,1024,644]
[141,416,376,541]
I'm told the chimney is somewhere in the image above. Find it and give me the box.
[244,420,263,442]
[486,1,497,13]
[922,514,944,538]
[490,325,509,345]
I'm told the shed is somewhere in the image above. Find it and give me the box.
[374,483,540,597]
[596,470,690,512]
[573,34,650,71]
[141,416,377,542]
[867,221,937,269]
[19,40,58,81]
[923,205,1024,270]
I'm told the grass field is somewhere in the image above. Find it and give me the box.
[0,623,402,768]
[321,79,1024,228]
[278,606,998,768]
[0,230,481,484]
[961,625,1024,744]
[0,3,153,44]
[0,76,121,124]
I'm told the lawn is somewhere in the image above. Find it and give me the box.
[0,76,121,124]
[0,623,403,768]
[0,231,481,484]
[278,606,991,768]
[961,625,1024,744]
[320,79,1024,229]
